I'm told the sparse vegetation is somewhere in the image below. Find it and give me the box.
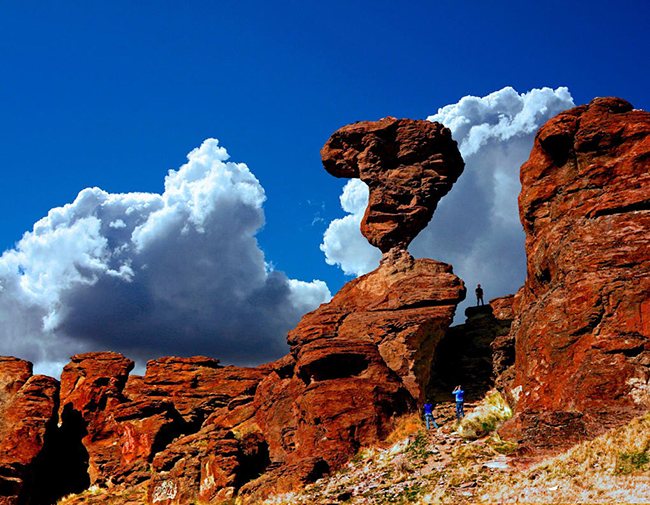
[487,433,518,454]
[616,442,650,475]
[480,412,650,503]
[455,389,512,440]
[262,403,650,504]
[384,412,424,446]
[405,430,432,463]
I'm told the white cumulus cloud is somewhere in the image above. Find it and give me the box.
[320,86,575,319]
[0,139,331,376]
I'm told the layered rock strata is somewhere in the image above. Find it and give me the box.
[500,97,650,452]
[321,117,464,255]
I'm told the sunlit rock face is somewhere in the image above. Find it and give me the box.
[321,117,465,255]
[500,97,650,452]
[240,256,465,501]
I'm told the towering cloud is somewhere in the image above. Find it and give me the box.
[321,87,575,314]
[0,139,331,376]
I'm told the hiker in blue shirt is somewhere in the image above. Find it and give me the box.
[423,399,438,429]
[452,385,465,419]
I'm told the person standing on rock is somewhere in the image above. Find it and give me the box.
[453,385,465,419]
[423,399,438,429]
[475,284,484,306]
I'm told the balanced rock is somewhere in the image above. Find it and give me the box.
[500,98,650,452]
[321,117,464,254]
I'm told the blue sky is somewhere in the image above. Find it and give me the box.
[1,1,648,375]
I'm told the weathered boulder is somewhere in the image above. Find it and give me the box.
[0,357,58,505]
[321,117,464,254]
[500,97,650,452]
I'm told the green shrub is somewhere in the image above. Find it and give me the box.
[616,442,650,474]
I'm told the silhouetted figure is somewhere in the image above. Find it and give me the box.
[423,399,438,429]
[453,385,465,419]
[475,284,484,306]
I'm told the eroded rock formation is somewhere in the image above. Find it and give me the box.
[0,357,58,505]
[321,117,465,255]
[241,256,465,500]
[500,97,650,452]
[0,116,467,504]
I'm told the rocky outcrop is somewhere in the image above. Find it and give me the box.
[143,359,272,505]
[500,97,650,452]
[321,117,464,254]
[0,357,58,505]
[427,296,515,403]
[57,352,272,501]
[240,256,465,500]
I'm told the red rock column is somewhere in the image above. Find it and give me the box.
[501,98,650,452]
[0,357,59,505]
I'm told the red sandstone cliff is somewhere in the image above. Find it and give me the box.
[500,97,650,452]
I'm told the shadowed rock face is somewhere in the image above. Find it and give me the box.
[427,295,515,404]
[0,357,59,505]
[500,97,650,452]
[321,117,464,254]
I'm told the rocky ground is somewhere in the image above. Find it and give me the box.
[54,400,650,504]
[263,401,514,505]
[263,402,650,505]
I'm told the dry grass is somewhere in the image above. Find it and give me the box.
[384,412,424,446]
[480,412,650,503]
[455,389,512,440]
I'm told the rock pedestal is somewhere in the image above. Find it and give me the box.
[240,256,465,500]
